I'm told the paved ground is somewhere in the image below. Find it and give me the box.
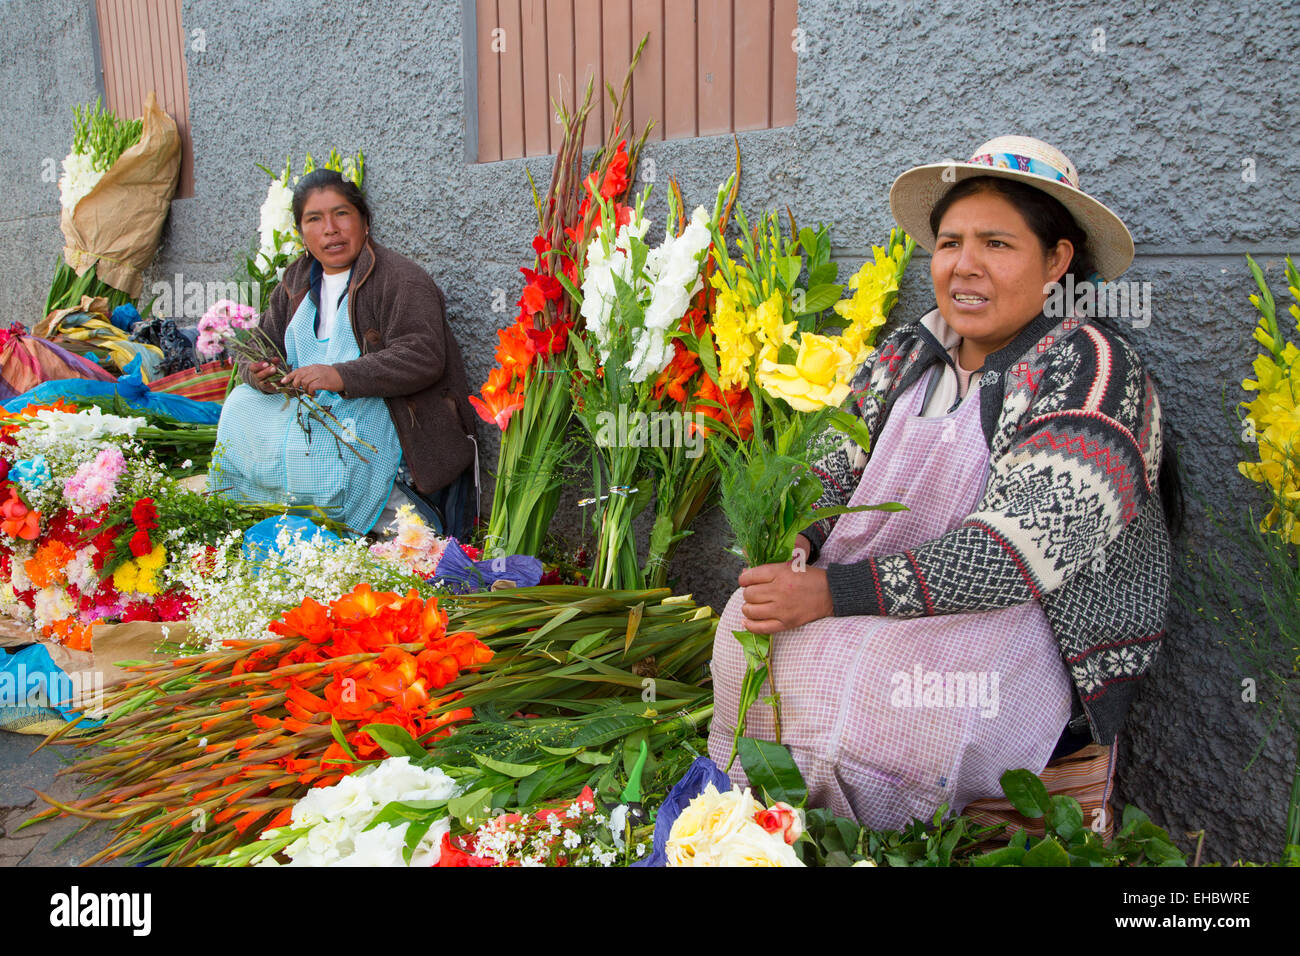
[0,729,118,866]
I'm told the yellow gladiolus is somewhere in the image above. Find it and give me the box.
[757,332,856,412]
[713,288,757,390]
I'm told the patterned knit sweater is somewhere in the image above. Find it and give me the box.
[804,308,1171,745]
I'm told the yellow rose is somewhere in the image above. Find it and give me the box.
[756,332,855,412]
[710,821,804,867]
[666,784,765,866]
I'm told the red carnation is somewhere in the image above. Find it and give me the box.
[131,498,158,531]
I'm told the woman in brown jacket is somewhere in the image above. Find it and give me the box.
[213,170,477,535]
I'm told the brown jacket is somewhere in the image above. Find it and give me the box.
[239,240,476,494]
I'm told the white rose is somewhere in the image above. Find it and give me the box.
[711,820,805,867]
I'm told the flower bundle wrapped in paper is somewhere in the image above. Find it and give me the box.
[46,93,179,316]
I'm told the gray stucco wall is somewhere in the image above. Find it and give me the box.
[1,0,1298,863]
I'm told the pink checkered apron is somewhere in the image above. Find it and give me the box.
[708,369,1073,828]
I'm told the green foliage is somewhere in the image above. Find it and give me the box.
[70,97,143,172]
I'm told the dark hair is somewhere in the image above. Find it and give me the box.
[291,169,370,231]
[929,175,1097,284]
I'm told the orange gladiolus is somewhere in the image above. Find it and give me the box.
[469,367,526,430]
[651,341,701,404]
[692,377,754,440]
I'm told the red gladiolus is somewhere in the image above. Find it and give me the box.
[525,320,571,357]
[692,377,755,440]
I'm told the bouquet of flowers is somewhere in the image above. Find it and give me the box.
[47,92,180,312]
[472,41,652,561]
[0,403,203,641]
[699,219,914,751]
[665,782,805,867]
[566,180,730,590]
[227,757,462,867]
[196,299,256,361]
[1239,254,1300,542]
[45,99,144,316]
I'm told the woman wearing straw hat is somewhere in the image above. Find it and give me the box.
[707,136,1180,835]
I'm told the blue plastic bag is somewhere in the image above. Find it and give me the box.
[240,515,341,566]
[2,353,222,424]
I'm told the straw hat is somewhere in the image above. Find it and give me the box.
[889,136,1135,280]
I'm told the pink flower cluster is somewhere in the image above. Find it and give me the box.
[63,447,126,513]
[197,299,256,358]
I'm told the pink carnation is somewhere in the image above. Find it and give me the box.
[64,447,126,512]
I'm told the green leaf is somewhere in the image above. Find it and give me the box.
[776,255,802,292]
[1022,838,1071,867]
[826,408,875,453]
[570,714,653,748]
[517,762,570,805]
[363,799,449,833]
[1143,838,1188,866]
[327,717,359,765]
[447,787,494,828]
[538,744,582,757]
[971,845,1027,867]
[472,754,541,777]
[806,501,908,527]
[1047,795,1085,841]
[799,283,845,315]
[733,629,771,671]
[738,737,809,808]
[1000,769,1051,819]
[570,628,613,657]
[360,723,426,760]
[698,328,720,383]
[575,750,614,765]
[401,818,435,865]
[808,262,839,287]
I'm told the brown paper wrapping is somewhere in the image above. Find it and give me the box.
[59,91,181,299]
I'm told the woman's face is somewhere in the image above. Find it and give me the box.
[299,187,367,274]
[930,190,1072,361]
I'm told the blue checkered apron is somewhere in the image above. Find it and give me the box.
[212,293,402,533]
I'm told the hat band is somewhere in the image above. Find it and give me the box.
[967,151,1076,188]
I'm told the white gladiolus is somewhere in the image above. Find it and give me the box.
[256,175,299,269]
[58,151,104,213]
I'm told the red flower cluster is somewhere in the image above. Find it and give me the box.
[129,497,158,558]
[231,584,493,787]
[471,141,636,432]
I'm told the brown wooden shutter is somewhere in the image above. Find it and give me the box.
[94,0,194,197]
[475,0,798,163]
